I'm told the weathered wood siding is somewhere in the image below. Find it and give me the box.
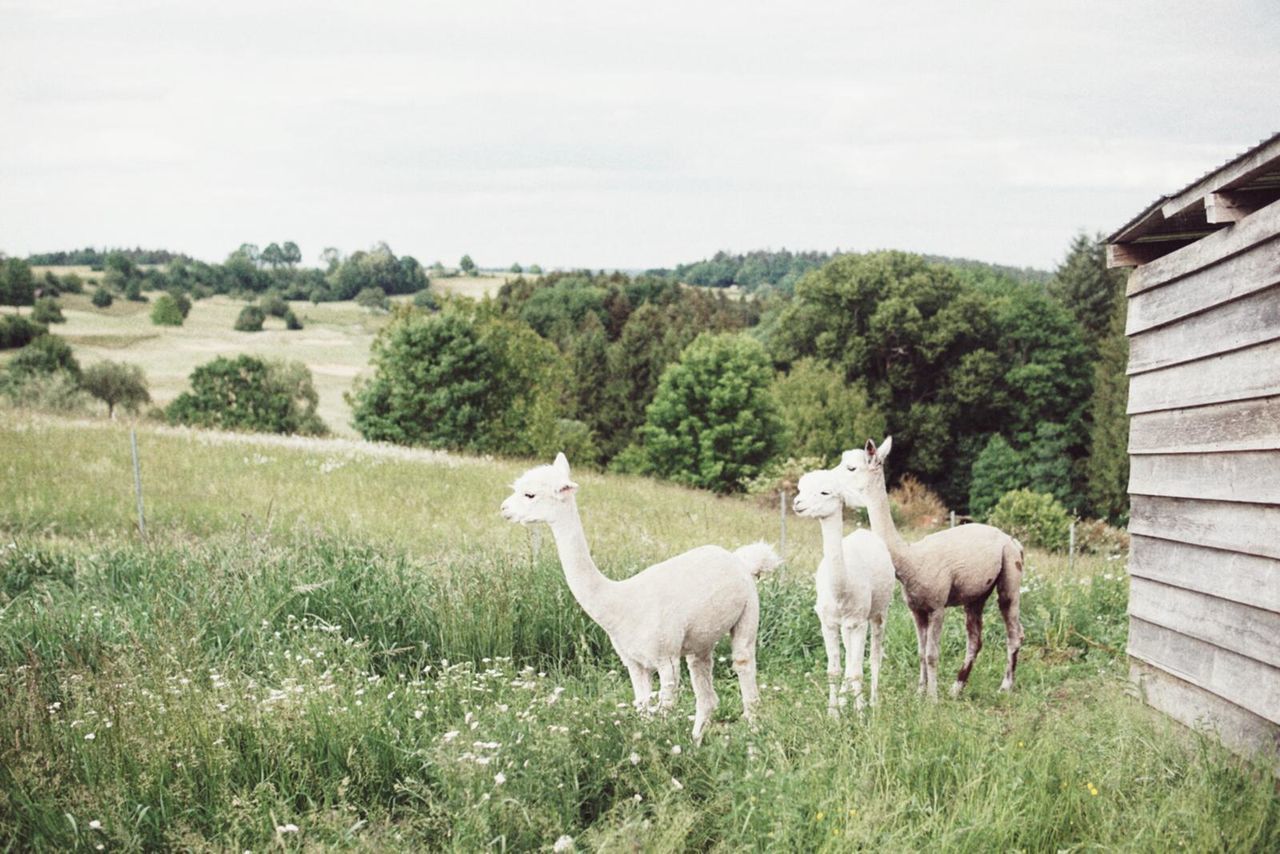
[1125,197,1280,770]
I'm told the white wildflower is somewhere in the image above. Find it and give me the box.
[494,772,506,785]
[670,744,682,755]
[442,730,460,742]
[629,752,641,766]
[671,777,684,791]
[552,835,575,852]
[276,823,299,834]
[84,733,96,741]
[88,820,102,830]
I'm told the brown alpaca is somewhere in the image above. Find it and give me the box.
[836,437,1024,699]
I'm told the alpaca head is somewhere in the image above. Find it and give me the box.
[792,468,844,519]
[501,452,579,525]
[835,436,893,507]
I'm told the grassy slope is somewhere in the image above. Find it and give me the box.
[1,413,1276,851]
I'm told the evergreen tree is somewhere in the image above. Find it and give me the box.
[1048,232,1126,353]
[968,434,1027,517]
[1086,275,1131,522]
[629,333,784,493]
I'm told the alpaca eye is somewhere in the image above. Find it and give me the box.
[524,493,535,499]
[820,491,830,496]
[846,465,857,472]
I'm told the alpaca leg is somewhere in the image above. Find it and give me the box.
[625,660,653,713]
[840,619,868,711]
[686,653,718,744]
[924,609,945,701]
[656,658,680,712]
[911,609,930,696]
[997,549,1025,692]
[820,619,842,717]
[869,616,885,707]
[730,602,762,723]
[951,600,986,698]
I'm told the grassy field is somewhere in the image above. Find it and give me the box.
[15,289,390,437]
[1,413,1277,851]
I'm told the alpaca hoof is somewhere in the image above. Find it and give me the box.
[999,680,1013,693]
[853,694,866,712]
[950,681,965,698]
[827,705,840,719]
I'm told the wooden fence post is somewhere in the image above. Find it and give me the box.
[130,428,146,539]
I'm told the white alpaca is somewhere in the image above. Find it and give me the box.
[792,468,895,715]
[500,454,779,743]
[836,437,1025,699]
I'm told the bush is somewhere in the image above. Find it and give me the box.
[31,298,65,324]
[284,309,303,330]
[0,370,92,413]
[91,287,114,308]
[173,291,193,318]
[260,292,289,318]
[166,355,327,435]
[627,333,784,493]
[743,455,826,507]
[60,272,85,294]
[82,361,151,417]
[6,334,81,381]
[890,474,948,531]
[987,489,1071,552]
[412,288,439,311]
[0,315,46,350]
[1074,518,1130,556]
[124,279,146,302]
[355,287,390,311]
[150,293,185,326]
[234,304,265,332]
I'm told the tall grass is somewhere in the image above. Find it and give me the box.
[1,413,1277,850]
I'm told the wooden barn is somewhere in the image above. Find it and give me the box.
[1106,132,1280,771]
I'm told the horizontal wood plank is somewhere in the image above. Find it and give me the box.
[1129,534,1280,613]
[1128,282,1280,374]
[1127,231,1280,335]
[1129,395,1280,454]
[1128,451,1280,504]
[1126,196,1280,297]
[1129,495,1280,560]
[1127,338,1280,414]
[1128,576,1280,668]
[1128,617,1280,725]
[1129,659,1280,775]
[1159,137,1280,221]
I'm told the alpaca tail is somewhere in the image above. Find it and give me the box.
[733,542,782,579]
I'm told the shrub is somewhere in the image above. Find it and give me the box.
[82,361,151,417]
[150,293,185,326]
[355,286,390,311]
[743,455,826,508]
[6,334,81,380]
[987,489,1071,552]
[31,298,65,324]
[0,315,46,350]
[124,279,145,302]
[628,333,784,493]
[60,272,85,294]
[91,287,114,308]
[412,288,440,311]
[890,474,948,531]
[173,292,193,318]
[166,355,327,435]
[0,370,92,413]
[234,304,265,332]
[284,309,303,330]
[260,291,289,318]
[1074,518,1130,556]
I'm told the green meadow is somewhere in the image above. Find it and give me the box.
[1,413,1276,851]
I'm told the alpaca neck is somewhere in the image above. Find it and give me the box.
[864,473,910,564]
[819,512,852,600]
[547,499,619,631]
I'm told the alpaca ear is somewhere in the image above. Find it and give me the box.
[556,480,579,499]
[864,438,877,459]
[554,452,571,477]
[879,436,893,461]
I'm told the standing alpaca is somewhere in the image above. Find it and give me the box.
[792,468,895,715]
[500,454,779,743]
[836,437,1024,699]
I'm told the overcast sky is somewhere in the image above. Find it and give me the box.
[2,1,1276,272]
